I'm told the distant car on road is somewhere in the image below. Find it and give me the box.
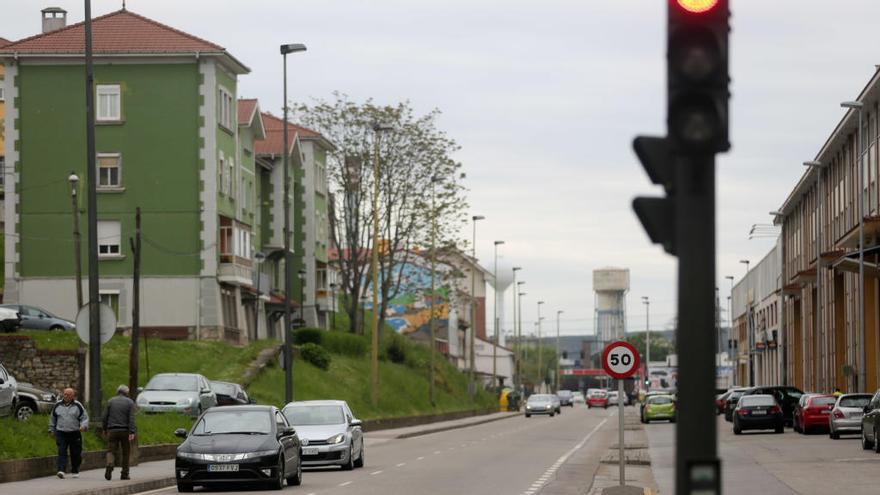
[174,405,302,491]
[0,307,21,333]
[642,394,675,423]
[572,391,586,404]
[136,373,217,418]
[794,394,835,434]
[608,390,629,406]
[525,394,557,418]
[0,304,73,331]
[587,389,609,409]
[733,394,784,435]
[282,400,364,470]
[724,388,750,422]
[743,386,804,426]
[210,381,252,406]
[14,382,56,421]
[556,390,573,407]
[829,393,871,439]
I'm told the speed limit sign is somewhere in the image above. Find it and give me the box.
[601,341,640,379]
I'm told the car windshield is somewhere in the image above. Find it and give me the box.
[558,391,572,397]
[528,395,552,403]
[840,396,871,408]
[811,397,836,406]
[211,382,238,396]
[284,405,346,425]
[729,391,745,400]
[193,410,271,435]
[144,375,198,391]
[648,396,673,405]
[741,396,775,407]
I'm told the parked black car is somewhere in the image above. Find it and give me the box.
[860,389,880,451]
[174,405,302,491]
[724,388,750,422]
[209,381,252,406]
[742,386,804,426]
[732,394,784,434]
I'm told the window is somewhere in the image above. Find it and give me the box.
[0,156,5,188]
[227,159,235,199]
[97,153,121,188]
[96,84,121,121]
[218,87,234,130]
[0,83,4,102]
[99,291,120,318]
[97,221,121,257]
[219,157,226,195]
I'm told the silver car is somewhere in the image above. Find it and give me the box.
[0,363,18,417]
[136,373,218,418]
[14,382,56,420]
[0,304,73,331]
[282,400,364,470]
[830,393,872,439]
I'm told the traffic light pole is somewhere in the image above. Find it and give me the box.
[675,154,719,494]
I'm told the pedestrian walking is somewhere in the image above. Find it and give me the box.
[102,384,137,481]
[48,387,88,479]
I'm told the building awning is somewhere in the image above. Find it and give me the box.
[836,215,880,249]
[782,283,802,296]
[792,268,816,284]
[832,257,880,278]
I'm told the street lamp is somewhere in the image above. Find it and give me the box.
[555,310,563,393]
[329,282,337,330]
[537,300,545,391]
[280,41,307,404]
[253,251,266,340]
[842,100,866,392]
[68,172,83,310]
[468,215,485,394]
[805,160,828,391]
[725,275,734,385]
[429,175,443,406]
[512,267,522,390]
[298,268,307,326]
[370,121,393,406]
[518,291,526,393]
[739,259,751,386]
[492,240,505,388]
[641,296,650,391]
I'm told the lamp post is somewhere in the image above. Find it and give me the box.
[68,172,83,310]
[555,310,563,392]
[429,176,442,406]
[254,251,266,340]
[805,160,827,391]
[468,215,485,394]
[516,280,525,390]
[740,259,751,386]
[537,301,545,392]
[518,291,526,393]
[492,240,505,389]
[725,275,734,384]
[329,282,337,330]
[370,122,393,406]
[280,42,307,404]
[298,268,307,325]
[642,296,650,391]
[842,100,866,393]
[512,267,522,390]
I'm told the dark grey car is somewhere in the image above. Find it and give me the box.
[0,305,74,331]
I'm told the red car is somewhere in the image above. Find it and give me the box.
[587,390,609,409]
[794,394,836,434]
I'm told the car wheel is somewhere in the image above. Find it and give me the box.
[354,443,364,468]
[177,483,193,493]
[286,452,302,486]
[15,401,36,421]
[733,425,742,435]
[862,428,873,450]
[550,412,555,417]
[830,430,839,440]
[525,414,531,418]
[342,446,355,471]
[50,325,64,331]
[776,425,784,434]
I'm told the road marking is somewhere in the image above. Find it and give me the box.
[396,462,406,467]
[519,418,608,495]
[370,470,383,475]
[417,456,425,460]
[339,481,353,487]
[434,450,442,454]
[131,489,174,495]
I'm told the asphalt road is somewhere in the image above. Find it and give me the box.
[646,414,880,494]
[138,406,613,495]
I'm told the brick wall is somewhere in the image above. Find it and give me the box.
[0,335,83,393]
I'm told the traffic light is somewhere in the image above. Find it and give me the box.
[632,136,676,255]
[667,0,730,153]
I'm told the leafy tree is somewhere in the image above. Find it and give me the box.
[625,331,674,364]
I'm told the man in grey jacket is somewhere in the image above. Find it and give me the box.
[48,387,89,479]
[102,385,137,480]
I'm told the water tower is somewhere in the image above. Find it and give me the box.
[593,268,630,344]
[492,259,515,346]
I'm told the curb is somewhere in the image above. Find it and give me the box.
[66,477,176,495]
[394,412,520,439]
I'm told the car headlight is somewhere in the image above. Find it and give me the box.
[41,394,54,402]
[177,451,205,460]
[137,396,148,405]
[177,398,193,406]
[545,405,551,409]
[327,434,345,445]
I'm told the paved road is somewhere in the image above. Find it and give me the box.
[138,406,613,495]
[646,414,880,494]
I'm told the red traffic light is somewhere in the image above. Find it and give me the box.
[676,0,719,14]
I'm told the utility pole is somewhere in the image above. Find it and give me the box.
[491,240,504,388]
[642,296,650,392]
[128,207,141,400]
[468,215,484,395]
[556,310,563,392]
[537,300,544,391]
[370,122,393,406]
[512,267,522,390]
[428,176,440,406]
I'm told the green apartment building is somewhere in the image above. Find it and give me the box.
[0,7,306,341]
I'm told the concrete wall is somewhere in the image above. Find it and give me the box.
[0,335,82,393]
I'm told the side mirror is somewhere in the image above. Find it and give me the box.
[200,389,211,395]
[174,428,188,439]
[278,426,295,438]
[865,405,872,414]
[0,378,5,385]
[350,419,363,428]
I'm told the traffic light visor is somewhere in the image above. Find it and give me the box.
[676,0,719,14]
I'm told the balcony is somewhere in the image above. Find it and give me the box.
[219,256,253,286]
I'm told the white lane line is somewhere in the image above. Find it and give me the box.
[339,481,353,487]
[519,418,608,495]
[396,462,406,467]
[370,470,383,475]
[417,456,425,460]
[434,450,442,454]
[132,489,175,495]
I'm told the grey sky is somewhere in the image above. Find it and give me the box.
[3,1,877,338]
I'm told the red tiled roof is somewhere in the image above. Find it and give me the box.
[256,112,328,156]
[0,37,11,48]
[238,99,258,126]
[0,9,225,55]
[261,112,321,138]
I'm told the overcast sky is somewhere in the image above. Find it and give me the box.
[3,1,878,337]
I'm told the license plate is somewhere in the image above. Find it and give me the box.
[302,448,319,456]
[208,464,239,472]
[752,410,767,415]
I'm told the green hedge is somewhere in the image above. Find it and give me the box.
[293,328,323,346]
[323,331,368,357]
[300,343,331,370]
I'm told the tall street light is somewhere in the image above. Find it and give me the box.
[805,160,827,391]
[555,310,563,392]
[537,300,545,391]
[725,275,734,379]
[842,100,866,392]
[739,259,751,386]
[468,215,485,394]
[512,267,522,390]
[492,240,505,388]
[370,121,393,406]
[518,291,526,392]
[428,175,442,406]
[516,280,525,391]
[642,296,650,392]
[68,172,83,310]
[254,251,266,340]
[280,42,306,404]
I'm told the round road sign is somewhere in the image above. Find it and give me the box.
[601,340,640,379]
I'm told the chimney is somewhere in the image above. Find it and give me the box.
[41,7,67,34]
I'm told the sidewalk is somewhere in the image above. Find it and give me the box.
[0,410,520,495]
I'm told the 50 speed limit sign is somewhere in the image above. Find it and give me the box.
[601,341,641,379]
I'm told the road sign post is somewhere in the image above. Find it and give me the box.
[601,341,641,495]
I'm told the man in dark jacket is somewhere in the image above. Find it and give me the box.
[48,387,89,479]
[102,385,136,480]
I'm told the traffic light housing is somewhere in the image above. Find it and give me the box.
[667,0,730,153]
[632,136,676,255]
